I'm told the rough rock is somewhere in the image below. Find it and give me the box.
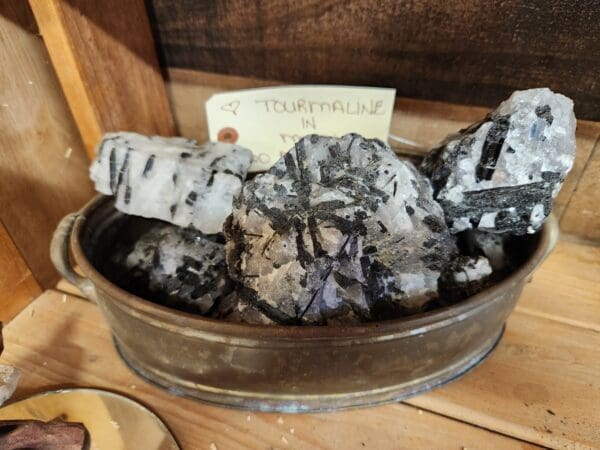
[115,223,231,314]
[420,88,576,235]
[470,231,512,272]
[0,365,19,406]
[210,293,276,325]
[225,134,456,325]
[90,132,253,234]
[437,256,494,305]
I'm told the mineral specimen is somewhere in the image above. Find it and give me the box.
[437,255,493,304]
[420,88,576,235]
[469,231,512,272]
[90,132,253,234]
[115,223,231,314]
[225,134,456,325]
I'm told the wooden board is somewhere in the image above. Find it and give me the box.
[0,291,540,450]
[560,142,600,241]
[0,0,95,288]
[0,221,41,322]
[147,0,600,120]
[29,0,175,156]
[165,68,600,228]
[516,239,600,331]
[407,312,600,449]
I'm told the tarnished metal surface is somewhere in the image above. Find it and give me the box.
[51,195,557,413]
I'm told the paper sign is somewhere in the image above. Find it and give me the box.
[206,85,396,171]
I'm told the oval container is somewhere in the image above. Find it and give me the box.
[51,195,557,413]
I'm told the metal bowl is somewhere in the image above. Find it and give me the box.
[51,195,557,412]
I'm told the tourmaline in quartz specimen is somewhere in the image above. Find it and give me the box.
[225,134,456,325]
[90,132,253,234]
[437,255,493,305]
[115,223,231,314]
[420,88,576,235]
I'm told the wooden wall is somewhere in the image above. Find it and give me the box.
[29,0,175,156]
[147,0,600,121]
[0,0,95,315]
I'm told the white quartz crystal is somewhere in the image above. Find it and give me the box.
[119,223,231,314]
[90,132,253,234]
[421,88,576,235]
[452,257,492,283]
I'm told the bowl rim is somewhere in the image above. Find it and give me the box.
[71,195,556,340]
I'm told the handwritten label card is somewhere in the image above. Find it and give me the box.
[205,85,396,171]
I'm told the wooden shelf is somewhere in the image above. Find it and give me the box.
[1,239,599,449]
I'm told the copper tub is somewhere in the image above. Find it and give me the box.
[51,195,557,412]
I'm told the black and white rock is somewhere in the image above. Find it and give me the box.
[437,255,493,304]
[115,223,231,314]
[90,132,253,234]
[225,134,456,325]
[469,231,512,272]
[421,88,576,235]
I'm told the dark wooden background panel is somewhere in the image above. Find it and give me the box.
[146,0,600,120]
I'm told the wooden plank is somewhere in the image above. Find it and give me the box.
[560,140,600,241]
[55,278,85,299]
[554,123,600,220]
[516,240,600,331]
[165,69,276,143]
[0,0,96,288]
[166,68,600,222]
[0,291,540,450]
[407,313,600,449]
[0,222,41,323]
[29,0,175,156]
[147,0,600,120]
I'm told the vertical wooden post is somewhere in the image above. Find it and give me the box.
[0,221,41,322]
[1,0,96,293]
[29,0,176,158]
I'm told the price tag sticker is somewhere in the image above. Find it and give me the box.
[206,85,396,171]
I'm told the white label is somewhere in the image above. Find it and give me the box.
[206,85,396,171]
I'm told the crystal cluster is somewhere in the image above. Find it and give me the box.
[420,88,576,235]
[90,132,253,234]
[115,223,231,314]
[225,134,456,324]
[91,87,576,325]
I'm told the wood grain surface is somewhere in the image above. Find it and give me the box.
[0,0,95,288]
[1,290,540,450]
[29,0,175,156]
[38,239,600,449]
[560,142,600,241]
[165,68,600,235]
[516,239,600,331]
[147,0,600,120]
[0,222,41,322]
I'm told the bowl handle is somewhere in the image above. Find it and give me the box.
[50,213,97,302]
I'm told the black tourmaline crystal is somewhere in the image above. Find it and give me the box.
[225,134,456,324]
